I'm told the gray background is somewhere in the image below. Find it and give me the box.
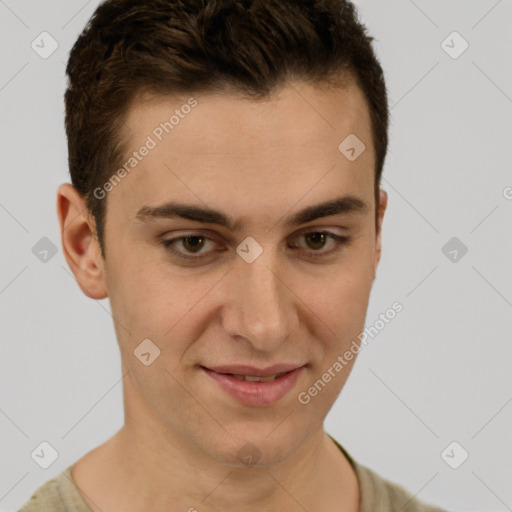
[1,1,511,510]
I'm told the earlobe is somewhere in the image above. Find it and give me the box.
[374,189,388,279]
[56,183,108,300]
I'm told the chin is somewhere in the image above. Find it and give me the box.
[205,428,304,469]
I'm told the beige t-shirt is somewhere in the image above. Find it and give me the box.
[18,438,448,512]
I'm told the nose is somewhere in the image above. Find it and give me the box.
[221,251,299,353]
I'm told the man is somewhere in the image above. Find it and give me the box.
[19,0,448,510]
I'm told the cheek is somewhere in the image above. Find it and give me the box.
[104,257,181,356]
[309,258,374,344]
[106,253,221,360]
[296,273,370,415]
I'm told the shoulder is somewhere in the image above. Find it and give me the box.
[354,461,449,512]
[17,465,91,512]
[18,473,64,512]
[329,436,449,512]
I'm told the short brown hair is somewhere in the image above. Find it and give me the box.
[65,0,389,258]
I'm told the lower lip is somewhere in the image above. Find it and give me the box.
[202,366,306,406]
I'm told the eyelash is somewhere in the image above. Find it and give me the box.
[161,231,351,261]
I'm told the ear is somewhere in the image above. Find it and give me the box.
[56,183,108,299]
[374,188,388,280]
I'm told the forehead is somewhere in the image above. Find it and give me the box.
[109,79,375,226]
[124,79,372,153]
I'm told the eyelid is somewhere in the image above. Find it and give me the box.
[160,228,351,261]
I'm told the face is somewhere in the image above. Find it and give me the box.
[59,79,387,467]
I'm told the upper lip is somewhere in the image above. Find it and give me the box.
[202,364,305,377]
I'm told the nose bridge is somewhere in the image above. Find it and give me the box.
[224,249,298,351]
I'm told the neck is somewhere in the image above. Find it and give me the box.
[72,419,359,512]
[72,368,359,512]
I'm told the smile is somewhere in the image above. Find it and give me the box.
[201,364,306,406]
[221,372,287,382]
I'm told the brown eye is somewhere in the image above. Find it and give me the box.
[161,233,217,260]
[304,232,328,250]
[162,230,350,263]
[181,235,205,253]
[289,231,351,259]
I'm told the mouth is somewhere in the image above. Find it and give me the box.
[214,372,287,382]
[200,364,306,406]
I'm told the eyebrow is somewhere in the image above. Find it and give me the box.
[135,195,369,230]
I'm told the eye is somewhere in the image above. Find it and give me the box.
[161,234,216,260]
[161,230,351,261]
[288,231,351,259]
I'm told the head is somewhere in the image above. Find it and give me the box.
[58,0,389,467]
